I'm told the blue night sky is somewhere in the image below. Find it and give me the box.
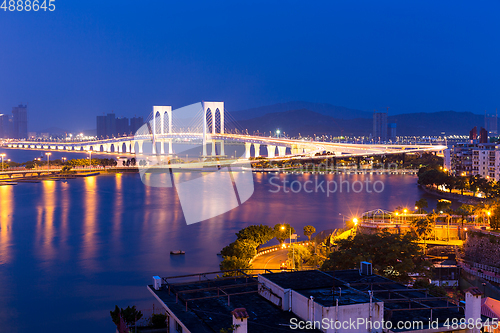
[1,0,499,131]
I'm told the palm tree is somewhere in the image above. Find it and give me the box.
[410,217,433,246]
[427,211,440,241]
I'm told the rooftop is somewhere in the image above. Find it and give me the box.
[150,269,465,332]
[149,271,321,332]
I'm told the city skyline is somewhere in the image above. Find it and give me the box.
[1,1,500,131]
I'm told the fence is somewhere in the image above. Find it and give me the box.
[459,259,500,284]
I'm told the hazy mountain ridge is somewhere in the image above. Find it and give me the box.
[231,101,372,120]
[237,109,492,137]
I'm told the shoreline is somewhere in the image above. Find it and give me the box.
[419,185,484,204]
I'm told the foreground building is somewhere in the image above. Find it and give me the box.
[147,265,487,333]
[444,142,500,180]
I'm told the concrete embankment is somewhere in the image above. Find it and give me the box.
[419,185,484,204]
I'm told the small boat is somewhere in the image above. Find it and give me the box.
[170,250,185,255]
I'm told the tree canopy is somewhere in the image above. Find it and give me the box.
[274,224,296,245]
[235,224,274,245]
[303,225,316,241]
[321,231,429,282]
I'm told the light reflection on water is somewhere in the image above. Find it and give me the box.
[0,172,438,332]
[0,185,13,265]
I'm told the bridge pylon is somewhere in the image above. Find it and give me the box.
[202,101,224,156]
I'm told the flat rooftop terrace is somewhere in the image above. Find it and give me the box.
[149,270,321,332]
[260,270,464,331]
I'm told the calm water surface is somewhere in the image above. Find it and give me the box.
[0,167,438,332]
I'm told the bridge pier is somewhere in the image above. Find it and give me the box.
[254,143,260,158]
[278,146,286,157]
[168,140,173,154]
[160,140,165,155]
[267,145,276,158]
[220,141,225,156]
[138,140,144,154]
[245,142,252,159]
[211,140,216,156]
[130,142,135,154]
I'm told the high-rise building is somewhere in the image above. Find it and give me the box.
[469,126,477,141]
[388,123,397,142]
[96,113,138,138]
[0,114,7,138]
[485,110,498,135]
[373,111,387,142]
[116,117,130,136]
[11,104,28,139]
[106,113,116,137]
[96,115,107,138]
[130,116,144,134]
[479,127,488,143]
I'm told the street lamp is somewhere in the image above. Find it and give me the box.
[276,129,280,138]
[281,225,294,270]
[0,153,5,172]
[45,152,51,171]
[353,217,359,226]
[62,157,67,164]
[88,151,92,168]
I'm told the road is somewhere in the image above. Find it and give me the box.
[251,249,289,273]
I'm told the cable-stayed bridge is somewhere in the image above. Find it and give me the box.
[2,102,446,160]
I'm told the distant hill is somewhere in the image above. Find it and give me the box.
[388,111,487,136]
[231,101,372,120]
[237,109,492,137]
[238,109,371,136]
[38,127,68,134]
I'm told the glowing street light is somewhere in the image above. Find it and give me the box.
[281,224,294,270]
[0,153,5,172]
[276,129,280,138]
[88,150,93,168]
[45,152,51,171]
[353,218,359,226]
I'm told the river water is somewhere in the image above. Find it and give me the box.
[0,148,440,332]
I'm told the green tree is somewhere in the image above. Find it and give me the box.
[303,225,316,242]
[273,224,295,245]
[455,176,469,195]
[110,305,143,328]
[417,168,447,187]
[151,313,168,328]
[219,256,252,276]
[410,217,433,241]
[415,198,428,213]
[490,204,500,230]
[288,244,312,270]
[321,231,429,283]
[412,279,447,297]
[61,165,72,173]
[235,224,274,245]
[220,239,258,260]
[443,175,457,193]
[110,305,121,326]
[121,306,143,327]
